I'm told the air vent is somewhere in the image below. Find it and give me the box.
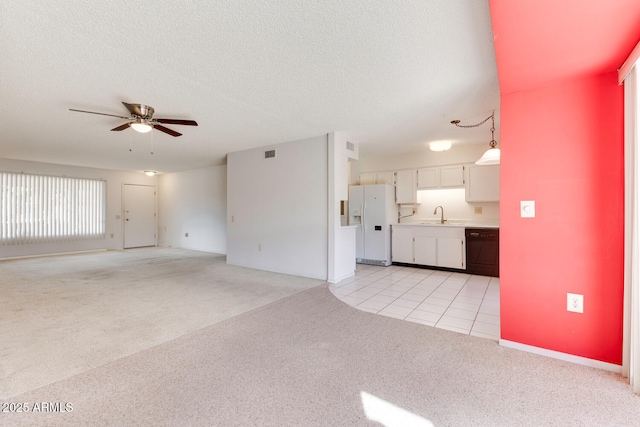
[346,141,355,152]
[264,149,276,159]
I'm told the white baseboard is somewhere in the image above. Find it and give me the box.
[0,249,107,261]
[328,270,355,284]
[500,339,622,374]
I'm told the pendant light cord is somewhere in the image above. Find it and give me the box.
[451,112,497,148]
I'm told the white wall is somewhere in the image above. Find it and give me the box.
[226,135,328,280]
[0,158,156,259]
[327,132,357,283]
[158,165,227,253]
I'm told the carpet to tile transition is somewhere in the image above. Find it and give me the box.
[2,281,640,426]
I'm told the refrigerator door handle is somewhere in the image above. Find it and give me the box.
[362,201,366,231]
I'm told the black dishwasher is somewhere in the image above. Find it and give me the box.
[465,228,499,277]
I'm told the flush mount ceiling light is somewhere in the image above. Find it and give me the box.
[144,170,156,176]
[429,140,452,152]
[451,111,500,165]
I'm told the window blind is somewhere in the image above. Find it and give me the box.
[0,172,106,244]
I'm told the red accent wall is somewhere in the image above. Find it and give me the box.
[499,72,625,364]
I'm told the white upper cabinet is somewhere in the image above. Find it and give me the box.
[358,172,377,185]
[417,167,440,189]
[359,162,499,204]
[358,169,416,204]
[358,171,395,186]
[440,165,465,187]
[417,165,464,189]
[465,164,500,202]
[376,171,396,186]
[395,169,417,204]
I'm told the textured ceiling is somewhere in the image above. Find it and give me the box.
[0,0,499,173]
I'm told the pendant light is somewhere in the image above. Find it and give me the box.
[451,112,500,165]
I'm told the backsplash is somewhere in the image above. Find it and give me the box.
[399,188,499,223]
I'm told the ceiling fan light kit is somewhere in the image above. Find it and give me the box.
[131,121,152,133]
[69,102,198,137]
[450,111,500,165]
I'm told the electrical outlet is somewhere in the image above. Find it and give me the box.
[231,215,235,223]
[258,243,262,251]
[567,293,584,313]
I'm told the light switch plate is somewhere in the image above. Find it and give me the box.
[520,200,535,218]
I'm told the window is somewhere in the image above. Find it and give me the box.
[0,172,106,244]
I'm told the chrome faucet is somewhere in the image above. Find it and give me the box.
[434,205,446,224]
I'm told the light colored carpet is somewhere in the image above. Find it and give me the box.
[2,267,640,426]
[0,248,322,399]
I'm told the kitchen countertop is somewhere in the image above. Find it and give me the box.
[394,221,499,229]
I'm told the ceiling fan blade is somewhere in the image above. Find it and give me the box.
[155,118,198,126]
[69,109,130,119]
[154,124,182,137]
[111,123,131,131]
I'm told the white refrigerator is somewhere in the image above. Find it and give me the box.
[348,184,398,266]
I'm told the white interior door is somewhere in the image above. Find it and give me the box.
[124,184,156,249]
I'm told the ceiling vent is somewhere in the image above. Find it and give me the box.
[264,149,276,159]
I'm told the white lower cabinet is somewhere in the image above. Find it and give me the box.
[414,236,436,265]
[437,237,465,269]
[391,227,414,263]
[392,225,465,270]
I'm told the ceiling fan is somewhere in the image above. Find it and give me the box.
[69,102,198,137]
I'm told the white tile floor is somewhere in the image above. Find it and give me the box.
[329,263,500,341]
